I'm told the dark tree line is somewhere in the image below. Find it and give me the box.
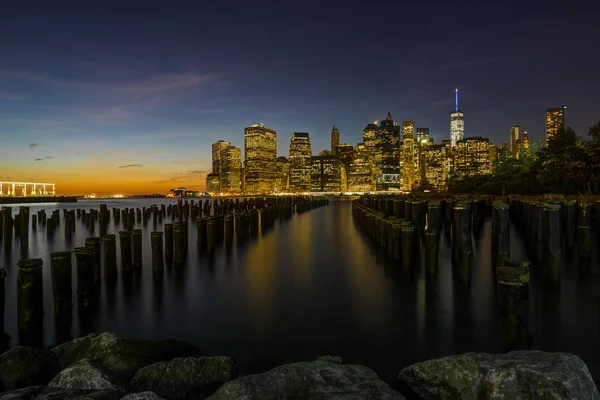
[448,121,600,195]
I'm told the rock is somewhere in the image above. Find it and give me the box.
[120,392,167,400]
[0,346,59,390]
[50,333,202,383]
[0,385,123,399]
[130,356,235,399]
[316,355,344,364]
[48,360,123,392]
[398,351,600,400]
[208,360,405,400]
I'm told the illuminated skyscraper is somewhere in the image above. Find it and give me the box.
[206,173,220,193]
[244,123,278,193]
[347,142,372,192]
[454,137,491,176]
[277,156,290,191]
[220,145,242,193]
[416,127,430,144]
[289,132,312,192]
[450,89,465,147]
[421,144,449,192]
[311,155,345,192]
[522,131,530,156]
[362,122,380,188]
[400,120,416,192]
[212,140,231,177]
[489,144,499,173]
[376,111,400,190]
[337,143,354,167]
[546,106,566,142]
[331,126,340,155]
[510,125,521,158]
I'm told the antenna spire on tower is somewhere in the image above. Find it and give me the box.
[455,88,459,112]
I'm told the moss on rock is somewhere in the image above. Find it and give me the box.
[48,360,123,392]
[0,346,59,390]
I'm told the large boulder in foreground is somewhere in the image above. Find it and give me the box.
[208,359,405,400]
[48,360,123,392]
[130,356,236,399]
[0,385,123,399]
[0,346,59,390]
[121,392,167,400]
[398,351,599,399]
[50,332,202,383]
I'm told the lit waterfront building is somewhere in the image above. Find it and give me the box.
[337,143,354,167]
[510,125,521,158]
[311,155,345,192]
[376,111,401,190]
[400,120,416,192]
[244,123,279,193]
[362,122,380,188]
[454,136,491,176]
[489,144,499,173]
[441,139,453,174]
[212,140,231,176]
[277,156,290,191]
[331,126,340,155]
[205,173,220,193]
[546,106,566,142]
[420,144,449,192]
[347,142,373,192]
[289,132,312,192]
[522,131,530,156]
[450,88,465,148]
[220,145,242,193]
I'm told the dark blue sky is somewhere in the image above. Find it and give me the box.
[1,0,599,191]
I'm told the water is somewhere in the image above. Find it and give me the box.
[1,197,600,386]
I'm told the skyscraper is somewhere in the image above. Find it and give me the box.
[311,155,345,192]
[421,144,449,192]
[376,111,400,190]
[212,140,231,178]
[546,106,566,142]
[337,143,354,167]
[347,142,372,192]
[289,132,312,192]
[415,127,431,186]
[454,137,491,176]
[510,125,521,158]
[362,122,380,189]
[522,131,530,156]
[416,127,430,146]
[400,120,416,192]
[331,126,340,155]
[220,145,242,193]
[244,123,278,193]
[450,89,465,147]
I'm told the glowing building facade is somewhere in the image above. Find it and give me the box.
[244,123,279,193]
[510,125,521,158]
[311,155,345,192]
[347,142,372,192]
[454,137,491,176]
[289,132,312,192]
[400,120,416,192]
[450,89,464,148]
[546,107,566,142]
[421,144,449,192]
[376,111,400,190]
[362,122,380,187]
[220,145,242,193]
[337,143,354,167]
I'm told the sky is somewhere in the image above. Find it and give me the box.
[1,0,599,195]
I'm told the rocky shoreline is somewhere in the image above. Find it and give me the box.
[0,332,598,399]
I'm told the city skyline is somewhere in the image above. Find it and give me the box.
[1,1,599,195]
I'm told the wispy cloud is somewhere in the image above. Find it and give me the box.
[153,169,209,184]
[436,58,494,71]
[28,143,39,151]
[0,89,24,101]
[118,164,143,168]
[33,156,55,161]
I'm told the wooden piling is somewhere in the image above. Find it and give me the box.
[118,231,133,272]
[50,251,72,317]
[151,232,164,273]
[85,237,102,284]
[164,223,174,259]
[131,229,143,270]
[74,247,96,309]
[17,258,44,337]
[102,234,117,280]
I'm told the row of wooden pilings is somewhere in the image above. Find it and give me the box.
[0,196,329,345]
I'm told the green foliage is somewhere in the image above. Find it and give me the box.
[448,122,600,195]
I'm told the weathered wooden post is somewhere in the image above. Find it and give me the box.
[119,231,133,272]
[544,204,561,285]
[196,218,207,250]
[173,223,186,265]
[102,234,117,280]
[164,223,174,260]
[427,200,441,232]
[151,232,164,273]
[497,260,531,351]
[0,268,7,349]
[131,229,143,270]
[50,251,72,317]
[492,201,510,266]
[206,219,216,252]
[452,201,472,281]
[74,247,96,309]
[401,224,415,269]
[425,229,439,281]
[562,200,577,249]
[224,215,233,244]
[85,237,102,284]
[578,202,592,260]
[17,259,44,344]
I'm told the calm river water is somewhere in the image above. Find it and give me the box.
[1,197,599,385]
